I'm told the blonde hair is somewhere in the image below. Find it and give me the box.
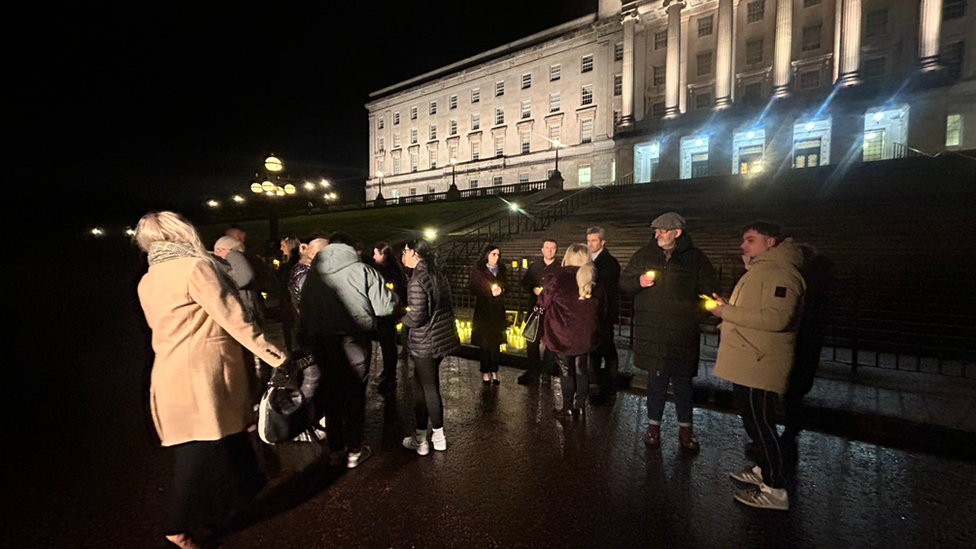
[281,236,301,261]
[134,211,213,265]
[561,243,595,299]
[299,238,329,264]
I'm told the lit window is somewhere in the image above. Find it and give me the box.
[521,73,532,89]
[472,89,480,103]
[410,107,417,120]
[580,118,593,144]
[698,15,713,37]
[581,55,594,73]
[862,130,884,162]
[550,64,561,81]
[865,8,888,38]
[802,23,822,51]
[581,85,594,105]
[450,95,457,109]
[550,92,561,113]
[472,113,480,130]
[429,102,437,115]
[521,100,531,119]
[946,114,962,147]
[449,119,457,135]
[654,30,668,50]
[746,39,763,65]
[653,65,665,86]
[613,74,622,96]
[614,42,624,61]
[495,81,505,97]
[495,108,504,125]
[697,51,712,76]
[747,0,765,23]
[578,165,592,186]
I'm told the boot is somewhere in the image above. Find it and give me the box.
[679,426,700,451]
[643,423,660,446]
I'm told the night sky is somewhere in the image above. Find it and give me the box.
[29,1,597,227]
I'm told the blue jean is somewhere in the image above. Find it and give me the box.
[645,371,694,426]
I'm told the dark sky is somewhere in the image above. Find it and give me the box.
[28,1,597,224]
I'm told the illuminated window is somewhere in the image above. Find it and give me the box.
[654,30,668,50]
[697,51,712,76]
[471,89,480,103]
[521,100,531,119]
[863,57,886,78]
[377,159,384,174]
[865,8,888,38]
[946,114,962,147]
[410,107,418,120]
[578,165,592,186]
[449,119,457,135]
[614,42,624,61]
[613,74,622,96]
[495,108,504,125]
[449,95,457,109]
[393,156,401,175]
[550,64,561,81]
[429,102,437,115]
[746,39,763,65]
[471,113,480,130]
[550,92,561,113]
[521,73,532,89]
[495,81,505,97]
[581,55,594,73]
[802,23,822,51]
[943,0,967,19]
[862,130,885,162]
[747,0,765,23]
[581,85,594,105]
[653,65,665,86]
[698,15,713,37]
[580,118,593,144]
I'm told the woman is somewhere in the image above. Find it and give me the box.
[278,236,302,352]
[469,245,507,384]
[135,211,288,549]
[371,241,407,394]
[400,239,460,454]
[285,235,329,350]
[537,244,601,418]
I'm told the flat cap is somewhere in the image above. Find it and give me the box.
[650,212,686,231]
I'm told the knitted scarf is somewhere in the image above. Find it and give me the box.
[148,241,198,266]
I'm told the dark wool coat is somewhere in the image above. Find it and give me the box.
[537,266,601,356]
[592,248,621,322]
[469,265,508,348]
[620,233,718,377]
[521,259,561,310]
[403,260,460,358]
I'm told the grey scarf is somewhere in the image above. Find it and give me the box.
[148,241,198,265]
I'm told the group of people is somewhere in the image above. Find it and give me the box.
[135,207,822,546]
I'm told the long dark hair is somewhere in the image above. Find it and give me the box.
[372,241,403,280]
[475,244,506,276]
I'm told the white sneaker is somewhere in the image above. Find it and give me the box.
[346,445,372,469]
[431,428,447,451]
[403,431,430,456]
[729,465,764,486]
[734,483,789,511]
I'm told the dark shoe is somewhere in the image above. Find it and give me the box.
[573,407,585,419]
[643,423,660,446]
[590,392,615,406]
[492,375,500,385]
[679,426,700,451]
[517,373,538,385]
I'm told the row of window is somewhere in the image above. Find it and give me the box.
[382,170,561,199]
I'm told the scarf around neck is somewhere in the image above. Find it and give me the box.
[148,241,198,266]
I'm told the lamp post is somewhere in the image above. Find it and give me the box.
[447,158,461,200]
[374,171,386,207]
[548,140,566,189]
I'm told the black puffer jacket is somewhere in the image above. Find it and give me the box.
[620,233,718,377]
[403,260,460,358]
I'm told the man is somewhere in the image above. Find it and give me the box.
[586,226,620,404]
[517,239,561,385]
[621,212,718,451]
[300,232,398,469]
[708,221,805,511]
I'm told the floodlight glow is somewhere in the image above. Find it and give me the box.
[304,182,316,191]
[264,155,283,172]
[284,184,296,195]
[805,122,814,131]
[262,180,275,192]
[873,112,883,121]
[206,199,219,208]
[650,145,658,153]
[695,138,703,146]
[320,179,331,188]
[423,228,438,240]
[275,188,285,197]
[510,202,519,211]
[232,195,244,203]
[250,183,263,193]
[91,227,104,236]
[747,131,754,139]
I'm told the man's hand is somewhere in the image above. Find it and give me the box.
[707,293,728,317]
[533,287,542,296]
[214,247,230,259]
[639,273,656,288]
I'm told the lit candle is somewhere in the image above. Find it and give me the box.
[699,294,719,310]
[645,270,656,278]
[385,282,394,290]
[490,284,499,291]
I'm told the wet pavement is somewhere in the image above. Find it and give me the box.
[8,347,975,549]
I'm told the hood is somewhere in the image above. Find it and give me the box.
[315,243,361,275]
[748,238,804,271]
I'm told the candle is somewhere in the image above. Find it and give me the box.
[699,294,719,310]
[385,282,395,290]
[490,284,499,291]
[645,270,656,278]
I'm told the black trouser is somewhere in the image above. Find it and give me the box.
[411,355,444,430]
[479,345,500,374]
[317,333,371,453]
[555,353,588,410]
[734,383,787,489]
[589,325,618,395]
[645,372,694,426]
[525,340,555,378]
[375,316,399,385]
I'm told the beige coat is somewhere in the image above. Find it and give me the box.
[712,239,806,394]
[138,257,285,446]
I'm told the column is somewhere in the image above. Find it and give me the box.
[918,0,943,72]
[833,0,842,82]
[664,1,685,118]
[715,0,734,107]
[837,0,862,86]
[772,0,793,97]
[619,9,640,129]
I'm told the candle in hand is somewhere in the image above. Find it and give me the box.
[699,294,719,310]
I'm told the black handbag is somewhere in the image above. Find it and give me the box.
[257,353,318,444]
[522,305,544,344]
